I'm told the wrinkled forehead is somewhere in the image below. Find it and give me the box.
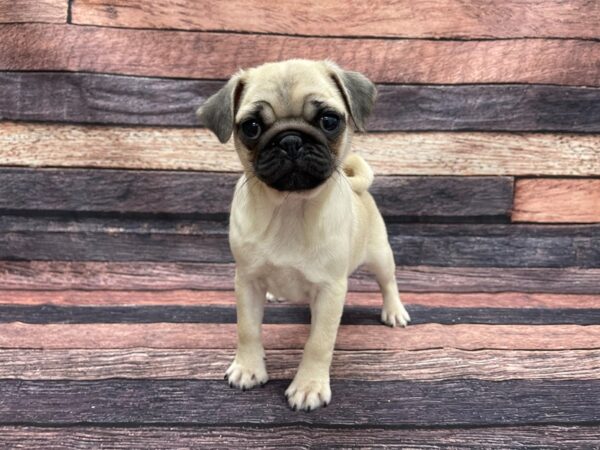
[236,64,346,123]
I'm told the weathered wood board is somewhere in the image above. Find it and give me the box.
[1,25,600,85]
[0,379,598,426]
[1,323,598,350]
[3,217,600,268]
[513,179,600,223]
[0,0,66,24]
[0,304,597,325]
[3,122,600,176]
[2,348,599,381]
[2,425,599,449]
[2,290,598,309]
[72,0,600,39]
[3,73,600,131]
[0,169,514,219]
[2,261,600,293]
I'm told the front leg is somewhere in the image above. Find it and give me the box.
[286,281,346,411]
[225,273,268,390]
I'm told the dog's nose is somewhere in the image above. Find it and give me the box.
[277,132,304,160]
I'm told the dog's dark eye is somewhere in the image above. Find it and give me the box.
[319,113,340,133]
[241,119,262,139]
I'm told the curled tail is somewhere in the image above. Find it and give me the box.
[343,153,374,194]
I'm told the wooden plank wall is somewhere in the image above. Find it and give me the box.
[0,0,599,447]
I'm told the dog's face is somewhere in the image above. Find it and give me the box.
[198,60,376,192]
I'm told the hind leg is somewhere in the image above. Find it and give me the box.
[366,241,411,327]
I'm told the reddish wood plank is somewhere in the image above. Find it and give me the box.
[0,323,598,350]
[1,291,598,309]
[2,262,600,293]
[513,179,600,223]
[3,122,600,176]
[72,0,600,39]
[1,24,600,85]
[2,425,599,449]
[0,0,66,24]
[1,348,599,381]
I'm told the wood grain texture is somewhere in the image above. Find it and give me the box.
[0,169,238,215]
[3,122,600,176]
[2,262,600,293]
[72,0,600,39]
[3,290,598,309]
[514,179,600,223]
[1,304,597,325]
[2,425,599,449]
[0,72,219,126]
[385,224,600,268]
[1,25,600,85]
[0,0,66,24]
[4,74,600,132]
[0,379,598,426]
[0,168,513,219]
[1,323,598,350]
[3,217,599,268]
[2,348,599,381]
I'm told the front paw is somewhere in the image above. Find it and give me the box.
[381,302,411,327]
[285,374,331,411]
[225,356,268,391]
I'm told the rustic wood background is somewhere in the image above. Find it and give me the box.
[1,0,599,447]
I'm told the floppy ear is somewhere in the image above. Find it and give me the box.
[196,73,245,143]
[328,64,377,132]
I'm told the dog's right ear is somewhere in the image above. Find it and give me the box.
[196,73,245,143]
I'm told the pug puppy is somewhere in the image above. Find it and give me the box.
[197,59,410,411]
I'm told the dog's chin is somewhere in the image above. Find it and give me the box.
[266,170,328,192]
[256,169,332,199]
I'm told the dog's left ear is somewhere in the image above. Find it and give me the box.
[327,63,377,132]
[196,72,245,143]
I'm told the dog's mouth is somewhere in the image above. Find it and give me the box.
[253,130,334,192]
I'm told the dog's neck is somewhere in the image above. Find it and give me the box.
[231,169,352,234]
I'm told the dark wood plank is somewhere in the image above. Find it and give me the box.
[1,323,598,350]
[0,168,513,219]
[2,425,599,449]
[385,223,600,268]
[3,290,600,309]
[3,73,600,131]
[373,177,513,220]
[0,168,236,215]
[2,216,599,268]
[0,72,220,126]
[514,179,600,223]
[373,84,600,132]
[2,262,600,293]
[4,123,600,176]
[0,217,231,263]
[390,267,600,294]
[2,348,599,381]
[0,0,66,24]
[72,0,600,39]
[0,379,598,426]
[0,304,597,325]
[2,25,600,85]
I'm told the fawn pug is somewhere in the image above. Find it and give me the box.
[197,59,410,411]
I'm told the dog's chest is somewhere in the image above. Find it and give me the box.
[230,209,346,302]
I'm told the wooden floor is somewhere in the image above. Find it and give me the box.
[2,0,600,447]
[1,286,599,447]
